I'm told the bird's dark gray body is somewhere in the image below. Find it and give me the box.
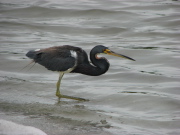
[26,45,109,76]
[27,45,86,72]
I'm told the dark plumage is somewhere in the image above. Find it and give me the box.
[26,45,135,101]
[26,45,80,72]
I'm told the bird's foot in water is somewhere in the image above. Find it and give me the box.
[56,94,89,101]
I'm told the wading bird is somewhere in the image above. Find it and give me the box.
[26,45,135,101]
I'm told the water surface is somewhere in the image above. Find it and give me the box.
[0,0,180,135]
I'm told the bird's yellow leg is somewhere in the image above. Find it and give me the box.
[56,72,63,97]
[56,72,89,101]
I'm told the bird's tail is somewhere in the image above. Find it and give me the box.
[26,50,37,59]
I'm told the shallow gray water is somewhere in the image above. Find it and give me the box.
[0,0,180,135]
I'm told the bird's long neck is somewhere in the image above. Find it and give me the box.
[86,49,110,76]
[72,48,110,76]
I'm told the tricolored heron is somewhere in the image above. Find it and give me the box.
[26,45,135,101]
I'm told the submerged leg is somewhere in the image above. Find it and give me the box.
[56,72,88,101]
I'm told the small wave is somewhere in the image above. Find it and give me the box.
[1,6,137,18]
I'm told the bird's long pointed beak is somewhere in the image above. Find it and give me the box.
[104,49,135,61]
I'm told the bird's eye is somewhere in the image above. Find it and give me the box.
[103,49,107,53]
[103,49,111,54]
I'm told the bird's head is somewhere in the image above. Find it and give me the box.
[93,45,135,61]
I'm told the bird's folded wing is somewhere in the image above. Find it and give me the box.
[36,52,76,72]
